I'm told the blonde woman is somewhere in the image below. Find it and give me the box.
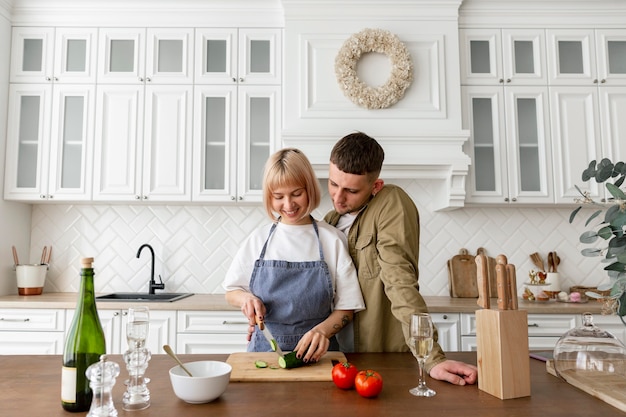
[223,148,364,363]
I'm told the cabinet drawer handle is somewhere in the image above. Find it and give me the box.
[222,321,248,325]
[0,317,30,322]
[528,323,539,327]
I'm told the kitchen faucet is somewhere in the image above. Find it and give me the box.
[136,243,165,294]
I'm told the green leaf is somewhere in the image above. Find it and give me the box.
[609,236,626,249]
[580,230,599,244]
[597,164,615,182]
[581,247,602,257]
[605,262,626,272]
[618,292,626,317]
[618,252,626,264]
[607,183,626,200]
[598,226,614,240]
[569,206,582,223]
[584,209,602,226]
[616,176,625,188]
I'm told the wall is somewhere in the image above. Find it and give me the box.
[30,178,609,297]
[0,3,33,296]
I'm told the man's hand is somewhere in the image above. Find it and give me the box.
[429,360,478,386]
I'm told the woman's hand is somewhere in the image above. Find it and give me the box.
[225,290,266,342]
[294,329,330,363]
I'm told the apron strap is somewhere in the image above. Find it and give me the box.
[258,216,325,262]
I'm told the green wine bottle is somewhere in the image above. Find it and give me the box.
[61,257,106,412]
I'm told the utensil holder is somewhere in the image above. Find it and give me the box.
[15,264,48,295]
[476,309,531,399]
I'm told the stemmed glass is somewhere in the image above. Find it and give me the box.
[409,313,436,397]
[126,306,150,349]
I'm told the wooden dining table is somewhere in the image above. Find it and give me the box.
[1,352,623,416]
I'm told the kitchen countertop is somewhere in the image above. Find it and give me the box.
[1,352,622,417]
[0,292,605,314]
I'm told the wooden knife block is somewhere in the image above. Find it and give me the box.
[476,309,531,400]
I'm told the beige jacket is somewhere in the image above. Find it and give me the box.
[325,184,446,372]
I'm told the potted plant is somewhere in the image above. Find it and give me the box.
[569,158,626,322]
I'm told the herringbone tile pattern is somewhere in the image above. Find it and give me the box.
[30,179,610,296]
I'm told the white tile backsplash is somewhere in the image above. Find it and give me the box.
[29,179,610,297]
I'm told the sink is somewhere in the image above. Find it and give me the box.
[96,292,194,302]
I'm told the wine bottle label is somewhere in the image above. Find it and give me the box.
[61,366,77,403]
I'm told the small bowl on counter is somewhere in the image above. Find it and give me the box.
[169,360,232,404]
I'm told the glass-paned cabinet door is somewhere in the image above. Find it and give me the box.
[145,28,194,84]
[596,30,626,85]
[460,29,501,85]
[236,86,281,201]
[547,29,598,85]
[97,28,146,84]
[10,27,98,84]
[4,84,52,200]
[192,85,238,201]
[550,87,602,204]
[47,85,95,200]
[194,28,238,84]
[504,86,553,203]
[237,29,282,85]
[462,86,509,203]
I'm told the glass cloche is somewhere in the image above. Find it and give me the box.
[553,312,626,378]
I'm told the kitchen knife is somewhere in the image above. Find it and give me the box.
[256,316,284,357]
[506,264,518,310]
[495,254,510,310]
[475,253,490,309]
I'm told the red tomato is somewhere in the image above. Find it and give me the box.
[331,362,359,389]
[354,370,383,398]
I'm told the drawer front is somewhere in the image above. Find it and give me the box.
[0,309,65,331]
[176,333,248,354]
[177,311,248,333]
[0,331,66,354]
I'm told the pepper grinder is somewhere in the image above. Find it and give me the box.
[85,355,120,417]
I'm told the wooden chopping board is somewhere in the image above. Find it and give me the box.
[226,351,347,382]
[448,248,498,298]
[546,360,626,412]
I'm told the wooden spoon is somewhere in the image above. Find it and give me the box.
[530,252,544,272]
[553,252,560,273]
[163,344,193,377]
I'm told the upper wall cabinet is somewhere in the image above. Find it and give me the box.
[194,28,281,85]
[10,27,98,84]
[460,29,547,86]
[97,28,194,84]
[547,29,626,86]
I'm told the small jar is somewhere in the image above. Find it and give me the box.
[553,312,626,377]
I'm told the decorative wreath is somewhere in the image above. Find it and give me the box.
[335,28,413,110]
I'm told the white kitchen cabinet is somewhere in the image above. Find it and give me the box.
[547,29,626,86]
[176,311,248,354]
[66,309,176,354]
[0,308,66,354]
[460,28,547,86]
[431,313,460,353]
[194,28,281,85]
[4,83,95,201]
[460,313,576,352]
[92,84,193,202]
[97,28,193,84]
[192,85,280,202]
[10,27,98,84]
[463,85,553,204]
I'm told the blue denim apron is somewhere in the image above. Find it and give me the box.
[248,219,338,352]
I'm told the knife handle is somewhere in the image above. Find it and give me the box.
[506,264,518,310]
[495,263,509,310]
[255,316,265,330]
[475,254,490,309]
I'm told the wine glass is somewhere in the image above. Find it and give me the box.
[126,306,150,349]
[409,313,436,397]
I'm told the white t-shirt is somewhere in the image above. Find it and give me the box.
[222,220,365,313]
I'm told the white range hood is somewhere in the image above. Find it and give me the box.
[280,0,470,211]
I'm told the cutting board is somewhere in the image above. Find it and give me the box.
[226,351,347,382]
[546,360,626,412]
[448,248,498,298]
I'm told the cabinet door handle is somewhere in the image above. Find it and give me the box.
[511,197,517,202]
[528,323,539,327]
[239,77,244,83]
[601,79,606,84]
[0,317,30,322]
[222,321,248,325]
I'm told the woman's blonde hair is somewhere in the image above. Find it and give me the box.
[262,148,321,222]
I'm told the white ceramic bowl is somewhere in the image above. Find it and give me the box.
[169,360,232,404]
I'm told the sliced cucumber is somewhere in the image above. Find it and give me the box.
[270,339,278,351]
[255,360,268,368]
